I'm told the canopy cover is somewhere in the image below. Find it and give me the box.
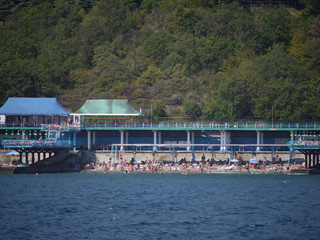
[73,99,140,116]
[0,97,70,115]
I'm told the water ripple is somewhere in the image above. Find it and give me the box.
[1,173,320,239]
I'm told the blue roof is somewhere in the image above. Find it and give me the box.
[0,97,70,115]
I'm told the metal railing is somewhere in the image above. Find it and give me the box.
[40,123,81,131]
[1,139,77,149]
[110,143,289,152]
[288,141,320,149]
[1,121,320,130]
[83,121,320,130]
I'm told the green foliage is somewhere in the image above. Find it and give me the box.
[299,0,320,17]
[152,101,167,119]
[0,59,40,104]
[254,7,292,52]
[143,31,173,65]
[205,47,312,120]
[0,0,319,120]
[93,45,134,91]
[204,71,251,120]
[183,99,202,119]
[137,64,163,85]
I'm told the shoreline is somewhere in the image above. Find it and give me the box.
[0,162,309,175]
[81,164,297,175]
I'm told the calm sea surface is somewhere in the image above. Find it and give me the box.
[1,173,320,240]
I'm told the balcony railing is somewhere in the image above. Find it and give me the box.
[1,139,77,149]
[289,141,320,149]
[83,121,320,130]
[1,121,320,130]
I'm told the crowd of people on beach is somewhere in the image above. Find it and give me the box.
[0,152,305,174]
[83,155,304,175]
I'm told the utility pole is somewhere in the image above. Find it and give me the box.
[272,104,274,128]
[151,104,153,125]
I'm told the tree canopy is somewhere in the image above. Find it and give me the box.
[0,0,319,121]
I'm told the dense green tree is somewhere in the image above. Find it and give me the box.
[152,101,167,119]
[183,99,202,119]
[93,45,134,92]
[0,0,319,118]
[299,0,320,17]
[0,59,41,103]
[143,31,173,65]
[204,72,251,120]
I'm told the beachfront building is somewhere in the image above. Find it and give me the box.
[1,97,320,162]
[0,97,70,127]
[70,99,141,150]
[0,97,70,141]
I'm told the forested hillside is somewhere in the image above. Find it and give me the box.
[0,0,319,120]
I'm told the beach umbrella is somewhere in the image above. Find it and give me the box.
[250,158,259,164]
[5,151,20,156]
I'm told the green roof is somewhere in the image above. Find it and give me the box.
[72,99,140,116]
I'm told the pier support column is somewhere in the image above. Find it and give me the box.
[186,131,191,151]
[220,131,224,151]
[220,131,228,151]
[153,130,157,151]
[256,131,263,151]
[309,153,312,168]
[305,154,308,169]
[87,130,91,150]
[120,130,124,151]
[31,152,35,164]
[313,153,316,168]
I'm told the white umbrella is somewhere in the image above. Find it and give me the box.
[250,158,259,164]
[230,159,239,163]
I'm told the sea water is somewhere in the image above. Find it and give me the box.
[1,173,320,240]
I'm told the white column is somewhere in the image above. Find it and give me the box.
[153,130,157,151]
[87,131,91,150]
[257,131,263,151]
[220,131,226,151]
[187,131,191,151]
[120,130,124,151]
[290,131,294,142]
